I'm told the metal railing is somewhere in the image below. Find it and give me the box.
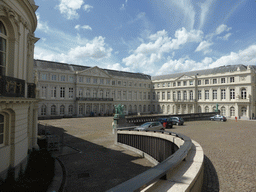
[0,75,25,97]
[76,97,113,101]
[107,129,192,192]
[27,83,36,98]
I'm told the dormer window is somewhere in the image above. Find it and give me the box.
[0,21,7,76]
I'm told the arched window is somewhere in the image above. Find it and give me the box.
[221,106,226,116]
[205,106,209,112]
[0,21,7,76]
[0,114,4,146]
[230,107,235,116]
[241,107,247,116]
[241,88,246,99]
[51,105,56,115]
[41,105,46,116]
[68,105,73,115]
[60,105,65,115]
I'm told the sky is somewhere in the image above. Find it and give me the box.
[34,0,256,76]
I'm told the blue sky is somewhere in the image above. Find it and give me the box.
[34,0,256,76]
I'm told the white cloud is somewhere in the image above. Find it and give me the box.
[83,4,93,12]
[217,33,232,41]
[106,63,130,71]
[36,13,49,33]
[195,41,213,54]
[58,0,84,20]
[215,24,231,35]
[199,0,215,30]
[75,24,92,31]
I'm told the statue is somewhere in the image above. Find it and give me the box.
[215,103,218,112]
[114,104,124,116]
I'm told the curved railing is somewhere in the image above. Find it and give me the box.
[107,129,193,192]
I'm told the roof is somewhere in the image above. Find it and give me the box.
[152,64,254,81]
[34,59,151,80]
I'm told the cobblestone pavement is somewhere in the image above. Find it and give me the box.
[39,118,256,192]
[173,119,256,192]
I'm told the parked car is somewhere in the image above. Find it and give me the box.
[169,117,184,126]
[134,122,165,131]
[210,115,227,121]
[157,118,173,128]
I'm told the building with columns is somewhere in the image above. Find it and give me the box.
[35,60,152,117]
[0,0,39,180]
[152,64,256,120]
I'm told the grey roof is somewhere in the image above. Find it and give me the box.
[34,59,151,80]
[152,64,254,81]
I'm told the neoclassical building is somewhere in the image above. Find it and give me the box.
[35,59,152,117]
[152,64,256,120]
[36,60,256,120]
[0,0,39,180]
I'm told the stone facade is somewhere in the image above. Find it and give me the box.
[0,0,39,180]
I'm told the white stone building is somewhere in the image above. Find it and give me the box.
[0,0,39,179]
[152,65,256,120]
[35,60,152,118]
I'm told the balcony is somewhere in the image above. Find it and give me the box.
[0,75,25,97]
[76,97,113,101]
[27,83,36,98]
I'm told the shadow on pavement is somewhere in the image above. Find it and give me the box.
[202,155,220,192]
[38,124,153,192]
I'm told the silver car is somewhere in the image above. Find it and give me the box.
[134,122,165,131]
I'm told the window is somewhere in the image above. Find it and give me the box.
[183,91,187,100]
[183,81,187,86]
[205,90,209,100]
[106,79,110,85]
[241,107,247,116]
[178,82,181,86]
[93,78,98,84]
[133,91,137,100]
[230,89,235,99]
[205,106,209,112]
[51,87,56,98]
[60,87,65,98]
[221,78,225,83]
[148,105,151,112]
[189,91,193,100]
[93,90,97,98]
[41,105,46,116]
[106,90,110,98]
[123,81,126,86]
[51,75,56,81]
[139,92,142,100]
[61,75,65,81]
[230,77,235,83]
[167,92,170,100]
[221,89,226,100]
[51,105,56,115]
[112,80,115,85]
[205,79,209,84]
[41,86,47,98]
[162,83,165,87]
[168,82,171,87]
[189,81,193,85]
[152,105,155,112]
[230,107,235,116]
[213,79,217,84]
[100,79,104,84]
[157,84,160,88]
[78,89,83,97]
[68,105,73,115]
[148,92,151,100]
[129,82,132,86]
[143,92,146,100]
[221,107,226,116]
[117,91,121,100]
[86,77,91,83]
[41,74,47,80]
[241,88,246,99]
[123,91,127,100]
[157,92,160,100]
[198,90,202,100]
[177,91,181,100]
[0,114,4,145]
[153,92,156,100]
[213,90,217,99]
[60,105,65,115]
[99,90,103,98]
[86,89,91,97]
[118,81,122,86]
[69,88,73,98]
[173,92,176,100]
[162,92,165,100]
[79,105,83,115]
[0,22,7,76]
[128,91,132,100]
[198,80,201,85]
[79,76,83,82]
[173,82,176,87]
[69,76,73,82]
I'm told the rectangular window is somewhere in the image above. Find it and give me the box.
[213,79,217,84]
[100,78,104,84]
[157,92,160,100]
[143,92,146,100]
[93,78,98,84]
[51,75,56,81]
[79,77,83,83]
[183,91,187,100]
[86,77,91,83]
[213,90,217,99]
[189,81,193,85]
[178,82,181,86]
[167,92,170,100]
[79,89,83,97]
[183,81,187,86]
[173,82,176,87]
[69,76,74,82]
[230,89,235,99]
[198,90,202,100]
[41,86,47,98]
[148,92,151,100]
[221,89,226,99]
[61,75,66,81]
[205,90,209,100]
[51,87,56,98]
[118,81,122,86]
[173,92,176,100]
[60,87,65,98]
[162,92,165,100]
[168,83,171,87]
[230,77,235,83]
[112,80,115,85]
[41,74,47,80]
[177,91,181,100]
[69,88,73,98]
[205,79,209,84]
[198,80,201,85]
[221,78,225,83]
